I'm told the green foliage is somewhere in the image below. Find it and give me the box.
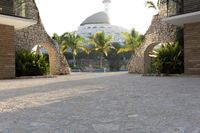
[52,33,67,55]
[16,50,49,76]
[89,31,113,68]
[118,29,144,54]
[53,32,86,67]
[150,42,183,74]
[62,32,85,56]
[89,31,113,56]
[106,43,124,71]
[145,0,161,11]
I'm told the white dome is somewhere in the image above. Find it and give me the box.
[80,12,110,26]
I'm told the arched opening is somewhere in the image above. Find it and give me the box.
[144,43,161,73]
[16,44,51,76]
[31,45,50,75]
[39,43,64,75]
[29,42,68,75]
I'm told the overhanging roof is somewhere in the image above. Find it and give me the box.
[0,14,37,30]
[162,11,200,26]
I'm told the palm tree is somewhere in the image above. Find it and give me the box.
[52,33,67,55]
[89,32,113,68]
[118,29,144,54]
[62,32,85,67]
[145,0,161,12]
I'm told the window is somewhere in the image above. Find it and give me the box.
[0,0,14,15]
[167,0,183,16]
[14,0,26,17]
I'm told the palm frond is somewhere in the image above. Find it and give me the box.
[145,1,157,10]
[88,31,113,56]
[120,29,144,54]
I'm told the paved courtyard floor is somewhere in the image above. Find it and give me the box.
[0,72,200,133]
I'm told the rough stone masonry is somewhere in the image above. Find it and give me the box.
[15,0,70,75]
[128,0,177,74]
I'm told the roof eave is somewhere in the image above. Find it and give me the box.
[162,11,200,26]
[0,14,37,30]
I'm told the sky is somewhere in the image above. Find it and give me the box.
[35,0,158,36]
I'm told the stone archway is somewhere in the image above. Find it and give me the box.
[14,0,70,75]
[128,2,177,74]
[144,43,160,73]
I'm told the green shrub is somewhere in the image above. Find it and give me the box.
[16,50,49,76]
[150,42,183,74]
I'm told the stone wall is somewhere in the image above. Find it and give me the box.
[184,22,200,74]
[0,24,15,79]
[128,2,177,74]
[15,0,70,75]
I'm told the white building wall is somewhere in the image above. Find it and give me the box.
[77,24,129,44]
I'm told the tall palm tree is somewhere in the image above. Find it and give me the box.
[89,32,113,68]
[52,33,67,55]
[118,29,144,54]
[62,32,85,67]
[145,0,161,12]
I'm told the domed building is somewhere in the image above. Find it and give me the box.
[77,0,128,44]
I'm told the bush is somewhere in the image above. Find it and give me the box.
[150,42,184,74]
[16,50,49,76]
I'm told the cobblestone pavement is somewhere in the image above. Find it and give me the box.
[0,72,200,133]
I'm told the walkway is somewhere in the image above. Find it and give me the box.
[0,72,200,133]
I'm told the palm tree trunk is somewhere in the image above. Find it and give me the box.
[73,54,76,67]
[100,53,103,68]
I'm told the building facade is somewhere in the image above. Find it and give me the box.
[77,12,128,44]
[164,0,200,74]
[0,0,70,79]
[0,0,36,79]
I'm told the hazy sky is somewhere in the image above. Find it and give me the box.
[35,0,157,36]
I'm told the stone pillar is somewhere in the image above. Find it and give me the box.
[128,1,177,74]
[184,22,200,74]
[0,24,15,79]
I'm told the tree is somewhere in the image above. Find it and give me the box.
[106,42,124,71]
[118,29,144,54]
[62,32,85,67]
[145,0,161,12]
[52,33,67,55]
[89,32,113,68]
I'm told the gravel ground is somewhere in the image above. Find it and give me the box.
[0,72,200,133]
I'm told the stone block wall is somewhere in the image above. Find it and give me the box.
[0,24,15,79]
[184,22,200,74]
